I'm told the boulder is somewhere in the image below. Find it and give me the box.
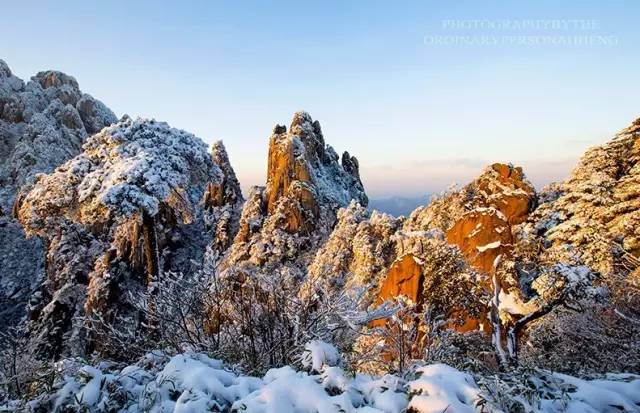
[446,208,513,274]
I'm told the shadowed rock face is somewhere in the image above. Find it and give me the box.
[0,59,117,339]
[15,117,242,358]
[203,141,244,251]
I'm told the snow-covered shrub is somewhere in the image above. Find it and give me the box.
[303,202,402,305]
[85,263,220,360]
[7,349,640,413]
[350,297,424,375]
[83,241,384,375]
[0,328,45,402]
[519,306,640,374]
[475,366,640,413]
[300,341,341,373]
[423,330,497,374]
[207,262,386,375]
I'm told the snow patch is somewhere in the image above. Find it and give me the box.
[476,241,501,253]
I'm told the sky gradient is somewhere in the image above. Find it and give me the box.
[2,1,639,198]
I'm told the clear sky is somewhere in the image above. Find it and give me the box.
[2,1,639,198]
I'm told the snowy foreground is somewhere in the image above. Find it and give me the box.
[5,343,640,413]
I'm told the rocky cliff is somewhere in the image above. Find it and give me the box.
[357,163,537,336]
[15,117,241,357]
[0,60,117,337]
[224,112,367,274]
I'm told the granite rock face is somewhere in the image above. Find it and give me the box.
[264,111,367,233]
[225,112,368,272]
[15,118,242,358]
[0,60,116,337]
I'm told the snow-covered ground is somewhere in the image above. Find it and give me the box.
[7,342,640,413]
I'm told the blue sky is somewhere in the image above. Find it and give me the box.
[2,1,639,197]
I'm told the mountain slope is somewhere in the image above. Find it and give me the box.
[0,58,639,410]
[0,60,117,336]
[224,112,367,273]
[15,117,242,358]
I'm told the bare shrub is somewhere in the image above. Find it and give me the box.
[86,248,387,375]
[0,327,55,404]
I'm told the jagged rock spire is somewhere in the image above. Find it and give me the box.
[225,111,368,268]
[264,111,367,233]
[204,140,244,250]
[204,140,243,209]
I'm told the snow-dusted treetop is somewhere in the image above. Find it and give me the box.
[17,116,223,233]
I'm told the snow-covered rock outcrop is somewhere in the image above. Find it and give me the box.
[404,163,537,274]
[302,202,401,304]
[0,59,116,336]
[0,60,117,211]
[224,112,368,273]
[15,117,241,358]
[363,164,536,336]
[520,118,640,276]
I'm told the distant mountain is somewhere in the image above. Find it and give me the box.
[369,195,429,216]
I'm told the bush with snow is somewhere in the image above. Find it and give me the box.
[300,340,341,373]
[4,346,640,413]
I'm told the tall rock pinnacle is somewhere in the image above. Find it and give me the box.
[226,111,368,269]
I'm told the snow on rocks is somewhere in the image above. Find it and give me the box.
[302,201,401,303]
[0,59,117,211]
[0,59,116,337]
[476,241,501,253]
[13,116,241,358]
[223,112,370,287]
[17,116,223,234]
